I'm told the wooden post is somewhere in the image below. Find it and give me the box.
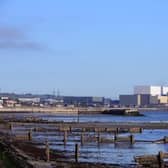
[69,126,72,133]
[75,144,79,162]
[45,140,50,162]
[28,129,32,141]
[130,134,134,144]
[34,127,37,132]
[59,125,62,132]
[77,106,79,123]
[97,130,101,143]
[81,132,84,146]
[9,123,12,130]
[64,131,67,145]
[158,151,164,168]
[140,128,143,133]
[164,136,168,143]
[114,132,117,142]
[116,128,119,134]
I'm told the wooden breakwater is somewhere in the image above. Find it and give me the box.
[1,120,168,167]
[7,121,168,130]
[8,121,168,145]
[6,121,168,168]
[0,135,127,168]
[135,151,168,168]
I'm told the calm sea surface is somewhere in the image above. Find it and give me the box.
[42,111,168,164]
[41,111,168,123]
[1,111,168,165]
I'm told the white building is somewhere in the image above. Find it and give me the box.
[18,98,40,103]
[0,99,3,108]
[134,85,168,96]
[162,86,168,95]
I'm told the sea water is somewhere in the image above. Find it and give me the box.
[1,111,168,164]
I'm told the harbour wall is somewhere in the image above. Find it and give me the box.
[1,106,168,115]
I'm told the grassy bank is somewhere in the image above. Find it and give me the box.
[0,147,21,168]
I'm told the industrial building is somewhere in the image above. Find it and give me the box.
[63,96,104,107]
[120,85,168,107]
[134,85,168,96]
[158,96,168,104]
[119,94,150,107]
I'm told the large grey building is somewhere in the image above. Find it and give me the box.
[120,95,139,106]
[119,94,161,107]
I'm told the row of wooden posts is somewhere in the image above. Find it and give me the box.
[135,151,168,168]
[12,126,167,165]
[9,123,143,133]
[9,122,143,143]
[45,139,79,163]
[12,125,138,163]
[9,123,168,164]
[8,123,80,163]
[12,125,168,145]
[27,129,136,145]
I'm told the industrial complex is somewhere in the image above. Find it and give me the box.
[120,85,168,107]
[1,85,168,109]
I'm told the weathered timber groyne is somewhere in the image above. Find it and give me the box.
[1,118,168,167]
[0,134,129,168]
[9,121,168,130]
[135,151,168,168]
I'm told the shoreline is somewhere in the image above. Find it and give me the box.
[0,112,168,167]
[0,107,79,114]
[0,107,168,115]
[0,131,135,168]
[138,107,168,112]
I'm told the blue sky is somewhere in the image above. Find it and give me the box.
[0,0,168,98]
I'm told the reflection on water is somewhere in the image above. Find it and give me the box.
[42,111,168,123]
[1,111,168,123]
[32,131,168,164]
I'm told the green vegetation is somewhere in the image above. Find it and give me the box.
[0,147,21,168]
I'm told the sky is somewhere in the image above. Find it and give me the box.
[0,0,168,98]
